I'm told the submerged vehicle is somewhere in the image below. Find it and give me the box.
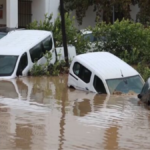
[0,30,56,79]
[138,78,150,105]
[68,52,144,94]
[0,30,76,79]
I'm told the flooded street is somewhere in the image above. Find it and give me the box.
[0,75,150,150]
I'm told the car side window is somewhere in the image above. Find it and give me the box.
[30,43,43,62]
[42,36,53,54]
[93,75,106,94]
[16,52,28,76]
[73,62,91,83]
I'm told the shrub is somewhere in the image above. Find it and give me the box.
[136,62,150,81]
[30,51,68,76]
[90,19,150,65]
[120,48,140,65]
[28,13,89,54]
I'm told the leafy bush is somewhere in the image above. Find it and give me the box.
[30,51,68,76]
[120,48,140,65]
[136,62,150,81]
[28,13,89,54]
[30,63,49,76]
[28,15,150,80]
[90,19,150,65]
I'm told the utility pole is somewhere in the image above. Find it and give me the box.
[60,0,69,67]
[112,5,115,23]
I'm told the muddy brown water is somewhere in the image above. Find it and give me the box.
[0,75,150,150]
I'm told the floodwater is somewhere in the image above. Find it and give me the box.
[0,75,150,150]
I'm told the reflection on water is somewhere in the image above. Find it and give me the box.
[0,76,150,150]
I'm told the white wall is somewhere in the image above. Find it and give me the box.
[130,4,140,21]
[0,0,140,28]
[32,0,60,23]
[0,0,6,25]
[32,0,46,22]
[70,4,140,29]
[45,0,60,23]
[7,0,18,28]
[71,5,97,30]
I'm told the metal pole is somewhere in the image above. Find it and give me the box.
[60,0,69,67]
[113,5,115,23]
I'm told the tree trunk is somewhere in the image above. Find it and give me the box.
[60,0,69,67]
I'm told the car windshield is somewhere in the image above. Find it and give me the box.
[106,75,144,94]
[0,32,7,39]
[0,55,18,76]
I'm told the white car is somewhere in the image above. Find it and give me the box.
[0,30,76,79]
[68,52,144,94]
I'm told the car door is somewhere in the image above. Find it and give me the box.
[16,52,29,76]
[93,75,107,94]
[72,62,92,91]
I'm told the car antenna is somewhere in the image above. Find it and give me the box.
[120,69,124,77]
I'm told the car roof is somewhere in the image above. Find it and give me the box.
[80,29,92,35]
[74,52,139,80]
[0,27,25,33]
[0,30,52,56]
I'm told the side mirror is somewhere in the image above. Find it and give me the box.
[137,94,142,99]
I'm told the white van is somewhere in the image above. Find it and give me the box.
[0,30,76,79]
[68,52,144,94]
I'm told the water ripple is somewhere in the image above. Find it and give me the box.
[0,77,150,150]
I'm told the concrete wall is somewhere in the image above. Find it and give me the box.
[32,0,46,22]
[0,0,6,25]
[45,0,60,23]
[31,1,140,28]
[130,4,140,21]
[0,0,140,29]
[32,0,60,23]
[71,4,140,29]
[7,0,18,28]
[71,5,97,30]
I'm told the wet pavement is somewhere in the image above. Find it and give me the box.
[0,75,150,150]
